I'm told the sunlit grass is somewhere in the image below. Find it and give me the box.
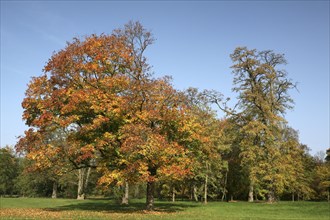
[1,198,329,219]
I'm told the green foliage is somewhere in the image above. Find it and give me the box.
[325,148,330,163]
[314,162,330,200]
[0,146,19,195]
[15,168,53,197]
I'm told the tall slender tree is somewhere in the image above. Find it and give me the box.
[229,47,297,202]
[207,47,297,202]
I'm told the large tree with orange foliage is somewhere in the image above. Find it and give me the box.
[18,22,195,209]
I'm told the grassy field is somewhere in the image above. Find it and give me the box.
[0,198,329,220]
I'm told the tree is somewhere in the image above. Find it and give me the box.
[98,77,193,210]
[19,21,194,209]
[209,47,297,202]
[18,29,134,199]
[16,126,76,199]
[279,128,313,201]
[98,20,155,206]
[15,157,55,198]
[0,146,19,196]
[326,148,330,162]
[314,149,330,202]
[221,118,250,201]
[183,88,229,204]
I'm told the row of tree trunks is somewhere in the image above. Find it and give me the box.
[56,168,284,204]
[51,167,92,200]
[292,192,295,202]
[248,183,276,203]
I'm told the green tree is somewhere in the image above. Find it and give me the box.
[314,150,330,201]
[324,148,330,162]
[279,128,313,201]
[15,157,54,197]
[221,119,250,201]
[0,146,19,196]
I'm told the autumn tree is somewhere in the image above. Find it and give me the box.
[107,21,155,205]
[18,26,135,199]
[207,47,298,202]
[229,47,298,202]
[279,127,314,201]
[98,77,193,209]
[182,88,229,203]
[113,20,154,80]
[19,21,195,209]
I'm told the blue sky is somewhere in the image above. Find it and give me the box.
[1,1,329,155]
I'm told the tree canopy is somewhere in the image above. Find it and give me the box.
[13,21,328,208]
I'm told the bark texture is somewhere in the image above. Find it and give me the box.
[248,183,254,202]
[77,167,91,200]
[51,181,57,199]
[204,175,208,204]
[146,181,155,210]
[121,181,129,205]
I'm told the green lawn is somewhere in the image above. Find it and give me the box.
[0,198,329,220]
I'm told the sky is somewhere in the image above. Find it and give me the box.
[1,1,329,155]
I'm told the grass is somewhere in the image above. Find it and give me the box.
[0,197,329,220]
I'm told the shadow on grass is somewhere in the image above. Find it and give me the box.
[44,199,199,214]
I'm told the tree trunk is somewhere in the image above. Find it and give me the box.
[146,181,155,210]
[221,170,228,202]
[328,188,329,202]
[248,183,254,202]
[134,185,139,199]
[292,193,295,202]
[204,175,208,204]
[172,187,176,202]
[181,185,186,201]
[51,181,57,199]
[85,167,91,188]
[121,181,129,205]
[77,169,85,200]
[193,185,198,202]
[267,190,275,203]
[77,167,91,200]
